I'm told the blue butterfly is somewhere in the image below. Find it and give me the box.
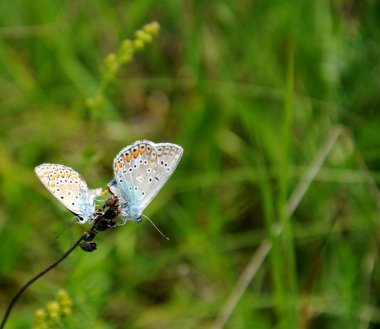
[108,140,183,224]
[35,164,101,224]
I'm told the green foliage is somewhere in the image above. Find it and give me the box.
[0,1,380,329]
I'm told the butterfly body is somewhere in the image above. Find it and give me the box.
[108,140,183,224]
[35,164,101,224]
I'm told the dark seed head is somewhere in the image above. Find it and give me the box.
[80,241,97,252]
[83,229,97,241]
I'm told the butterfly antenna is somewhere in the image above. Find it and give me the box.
[53,217,76,241]
[142,214,170,241]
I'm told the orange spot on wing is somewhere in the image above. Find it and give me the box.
[150,156,156,162]
[124,154,132,162]
[132,150,139,158]
[117,162,123,168]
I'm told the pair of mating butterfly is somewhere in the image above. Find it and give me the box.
[35,140,183,225]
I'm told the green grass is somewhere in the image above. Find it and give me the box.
[1,1,380,328]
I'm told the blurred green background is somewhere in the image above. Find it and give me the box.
[1,1,380,328]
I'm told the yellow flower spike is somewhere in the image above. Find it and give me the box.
[62,306,72,316]
[33,308,48,329]
[117,40,134,64]
[120,39,133,53]
[103,53,119,76]
[57,289,73,312]
[133,39,145,50]
[57,289,70,301]
[34,308,46,322]
[135,30,152,43]
[104,53,117,65]
[47,301,60,320]
[33,290,75,329]
[143,21,160,35]
[118,53,132,64]
[88,21,160,113]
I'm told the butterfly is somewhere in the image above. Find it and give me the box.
[35,164,102,224]
[108,140,183,224]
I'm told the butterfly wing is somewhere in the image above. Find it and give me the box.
[111,140,183,221]
[140,142,183,209]
[35,163,101,223]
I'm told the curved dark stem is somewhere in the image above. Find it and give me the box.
[0,199,117,329]
[0,232,87,329]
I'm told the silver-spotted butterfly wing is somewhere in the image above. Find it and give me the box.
[108,140,183,224]
[35,164,102,224]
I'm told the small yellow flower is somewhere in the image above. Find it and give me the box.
[34,290,74,328]
[47,301,60,320]
[143,21,160,35]
[135,30,152,43]
[35,308,46,321]
[57,290,73,316]
[133,39,145,50]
